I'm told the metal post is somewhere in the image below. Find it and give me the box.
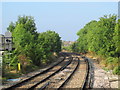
[6,39,11,69]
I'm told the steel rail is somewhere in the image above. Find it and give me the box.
[27,57,73,90]
[38,82,50,90]
[81,57,89,90]
[81,57,93,90]
[87,58,94,89]
[38,57,79,90]
[38,54,92,90]
[57,57,80,90]
[4,56,66,90]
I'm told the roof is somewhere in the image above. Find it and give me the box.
[5,31,12,37]
[0,34,4,37]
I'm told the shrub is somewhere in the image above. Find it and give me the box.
[113,66,120,75]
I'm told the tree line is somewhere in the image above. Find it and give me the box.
[71,15,120,74]
[3,15,61,75]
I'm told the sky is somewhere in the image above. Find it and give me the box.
[1,2,118,41]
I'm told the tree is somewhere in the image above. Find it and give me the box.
[12,24,33,54]
[4,15,62,74]
[5,16,38,71]
[72,14,119,74]
[7,22,15,32]
[75,15,117,56]
[113,19,120,57]
[7,16,38,38]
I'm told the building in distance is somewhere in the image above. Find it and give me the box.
[0,31,12,51]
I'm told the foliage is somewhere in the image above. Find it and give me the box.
[3,15,62,76]
[113,65,120,75]
[62,46,72,52]
[71,42,80,53]
[71,15,119,74]
[7,22,15,32]
[38,31,61,54]
[33,30,61,65]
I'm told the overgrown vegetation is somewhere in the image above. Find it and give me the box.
[71,15,120,75]
[2,15,62,79]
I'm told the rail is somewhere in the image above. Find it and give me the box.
[4,56,67,90]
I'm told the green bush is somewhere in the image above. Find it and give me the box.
[106,57,114,63]
[113,66,120,75]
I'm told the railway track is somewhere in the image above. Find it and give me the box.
[3,52,93,90]
[71,53,94,89]
[53,54,93,90]
[4,53,73,90]
[37,56,80,89]
[82,57,94,89]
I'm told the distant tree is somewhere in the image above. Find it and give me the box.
[71,42,79,52]
[7,22,15,32]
